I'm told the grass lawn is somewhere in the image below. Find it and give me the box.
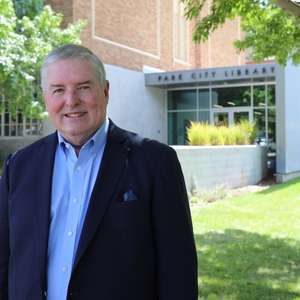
[192,178,300,300]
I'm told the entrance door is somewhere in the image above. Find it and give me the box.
[234,110,250,124]
[213,108,251,126]
[214,112,229,127]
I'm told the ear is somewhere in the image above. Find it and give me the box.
[104,80,109,98]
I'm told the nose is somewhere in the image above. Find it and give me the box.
[64,89,80,107]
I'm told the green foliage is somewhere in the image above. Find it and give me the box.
[0,0,85,118]
[207,126,224,145]
[218,126,236,145]
[181,0,300,65]
[231,126,248,145]
[237,119,257,143]
[187,121,210,145]
[187,120,257,145]
[13,0,44,19]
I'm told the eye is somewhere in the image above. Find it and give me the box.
[52,88,64,95]
[78,85,90,91]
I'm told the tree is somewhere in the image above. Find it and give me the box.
[0,0,85,118]
[181,0,300,65]
[12,0,44,19]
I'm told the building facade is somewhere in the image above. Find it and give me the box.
[2,0,300,182]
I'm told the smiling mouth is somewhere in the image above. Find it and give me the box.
[64,112,86,118]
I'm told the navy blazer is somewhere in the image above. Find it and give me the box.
[0,121,198,300]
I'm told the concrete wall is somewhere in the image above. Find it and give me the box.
[106,64,167,143]
[276,61,300,182]
[0,137,40,160]
[173,145,268,193]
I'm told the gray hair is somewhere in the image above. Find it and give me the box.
[41,44,106,90]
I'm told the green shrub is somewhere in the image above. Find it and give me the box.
[237,120,257,144]
[187,120,257,146]
[208,126,225,145]
[232,127,248,145]
[187,122,210,145]
[219,126,236,145]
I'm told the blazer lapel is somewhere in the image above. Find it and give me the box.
[73,122,130,269]
[34,133,57,286]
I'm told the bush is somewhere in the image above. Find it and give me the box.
[237,120,257,144]
[187,122,210,145]
[219,126,236,145]
[208,126,225,145]
[187,121,257,146]
[231,127,248,145]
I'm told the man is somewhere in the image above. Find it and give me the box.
[0,44,198,300]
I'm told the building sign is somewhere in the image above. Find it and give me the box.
[145,63,276,87]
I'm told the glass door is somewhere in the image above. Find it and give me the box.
[213,108,251,127]
[234,110,250,124]
[213,112,229,127]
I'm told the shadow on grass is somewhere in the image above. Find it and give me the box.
[196,229,300,299]
[257,177,300,195]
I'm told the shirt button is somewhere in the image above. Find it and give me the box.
[73,198,78,203]
[67,231,73,237]
[76,166,81,171]
[62,266,67,272]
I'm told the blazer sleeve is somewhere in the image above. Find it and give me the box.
[151,146,198,299]
[0,155,11,300]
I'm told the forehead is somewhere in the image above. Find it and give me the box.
[45,58,96,85]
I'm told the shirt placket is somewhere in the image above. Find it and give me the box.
[59,151,87,292]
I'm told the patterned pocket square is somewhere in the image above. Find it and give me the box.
[123,189,138,202]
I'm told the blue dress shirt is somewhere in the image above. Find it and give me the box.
[47,119,109,300]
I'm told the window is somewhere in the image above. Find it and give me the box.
[253,86,266,107]
[212,86,251,108]
[168,89,210,144]
[174,0,188,62]
[0,96,43,137]
[253,84,276,143]
[168,84,276,145]
[168,111,197,145]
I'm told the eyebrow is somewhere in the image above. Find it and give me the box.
[49,84,64,89]
[77,80,93,86]
[49,80,93,89]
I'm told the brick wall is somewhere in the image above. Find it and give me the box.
[47,0,247,71]
[45,0,73,28]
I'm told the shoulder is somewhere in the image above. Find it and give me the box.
[109,121,174,155]
[6,133,57,165]
[109,121,177,171]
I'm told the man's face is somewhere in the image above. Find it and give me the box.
[43,58,109,146]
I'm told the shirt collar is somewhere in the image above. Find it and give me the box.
[57,117,109,154]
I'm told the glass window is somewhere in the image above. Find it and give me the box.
[0,106,43,137]
[234,111,249,124]
[198,89,210,109]
[198,111,210,123]
[174,0,188,62]
[4,125,9,136]
[253,109,266,142]
[253,86,266,107]
[267,85,276,106]
[168,90,197,110]
[214,112,229,127]
[212,86,251,108]
[268,108,276,142]
[168,111,197,145]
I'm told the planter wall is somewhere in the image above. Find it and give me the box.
[0,137,40,160]
[173,145,268,193]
